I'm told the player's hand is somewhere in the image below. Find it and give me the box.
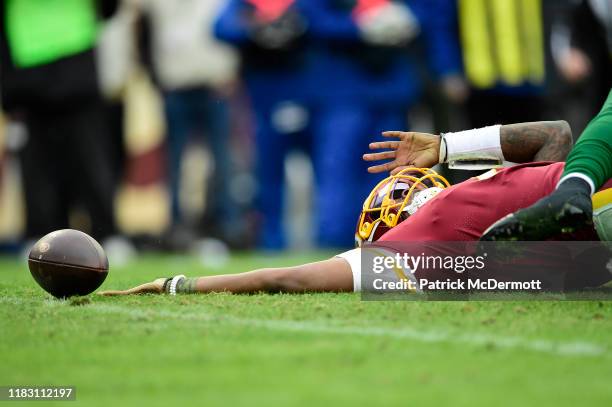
[364,131,441,174]
[98,278,166,296]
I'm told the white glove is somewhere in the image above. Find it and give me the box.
[357,3,420,46]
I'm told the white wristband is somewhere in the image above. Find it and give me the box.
[439,136,447,164]
[442,125,504,170]
[168,275,186,296]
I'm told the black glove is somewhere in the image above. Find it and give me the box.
[481,177,593,241]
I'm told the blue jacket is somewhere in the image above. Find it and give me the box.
[303,0,462,105]
[214,0,462,107]
[214,0,314,104]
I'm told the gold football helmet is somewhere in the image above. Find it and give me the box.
[355,168,451,246]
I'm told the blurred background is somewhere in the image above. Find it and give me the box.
[0,0,610,262]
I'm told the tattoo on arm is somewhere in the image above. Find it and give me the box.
[500,121,573,163]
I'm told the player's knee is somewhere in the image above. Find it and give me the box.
[261,268,308,293]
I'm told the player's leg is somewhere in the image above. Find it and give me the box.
[482,91,612,241]
[100,257,354,295]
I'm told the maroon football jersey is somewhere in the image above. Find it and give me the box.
[379,162,566,242]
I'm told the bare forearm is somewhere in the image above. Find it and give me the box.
[193,268,290,294]
[364,121,573,174]
[500,121,573,163]
[192,258,353,294]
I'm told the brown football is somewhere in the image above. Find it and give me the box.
[28,229,109,298]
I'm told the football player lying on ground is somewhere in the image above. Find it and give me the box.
[101,119,610,296]
[482,89,612,241]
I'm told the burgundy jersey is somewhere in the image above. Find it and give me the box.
[379,162,566,242]
[375,162,612,289]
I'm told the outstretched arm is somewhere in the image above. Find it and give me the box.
[364,121,573,174]
[100,258,353,295]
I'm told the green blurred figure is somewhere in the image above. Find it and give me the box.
[0,0,119,242]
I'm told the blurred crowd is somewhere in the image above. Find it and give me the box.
[0,0,610,258]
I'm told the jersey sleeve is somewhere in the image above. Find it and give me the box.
[561,89,612,191]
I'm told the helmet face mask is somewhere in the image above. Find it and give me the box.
[355,168,450,246]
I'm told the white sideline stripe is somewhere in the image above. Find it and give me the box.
[1,296,607,358]
[91,304,607,358]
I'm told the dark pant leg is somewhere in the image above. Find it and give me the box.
[20,112,70,239]
[163,90,192,224]
[66,102,117,240]
[104,100,126,185]
[312,103,373,248]
[253,103,290,250]
[197,89,239,238]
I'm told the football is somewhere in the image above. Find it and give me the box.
[27,229,109,298]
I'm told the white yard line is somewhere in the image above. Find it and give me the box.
[1,295,608,358]
[92,303,608,358]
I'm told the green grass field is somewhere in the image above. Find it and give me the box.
[1,252,611,406]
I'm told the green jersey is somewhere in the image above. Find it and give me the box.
[5,0,98,68]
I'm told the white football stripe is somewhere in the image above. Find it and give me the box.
[91,303,606,358]
[1,296,607,358]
